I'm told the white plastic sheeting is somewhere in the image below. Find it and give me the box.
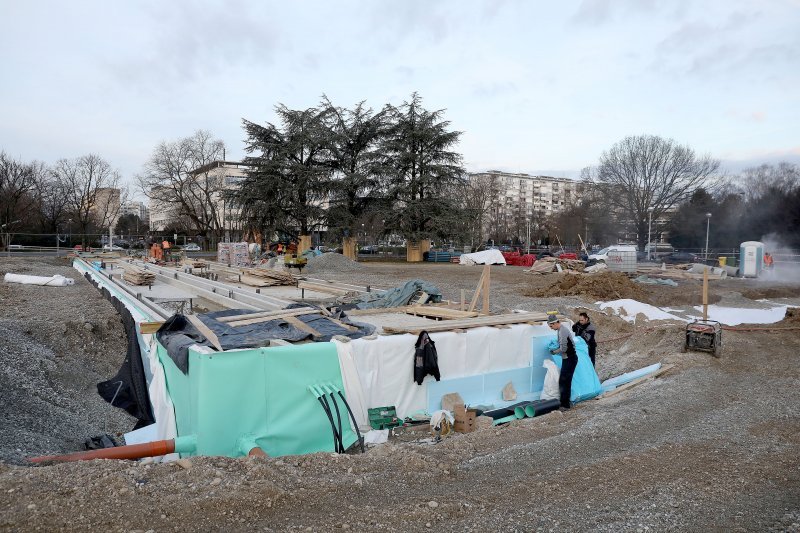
[458,249,506,266]
[4,273,75,286]
[333,323,549,422]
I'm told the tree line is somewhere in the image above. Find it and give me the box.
[0,151,123,248]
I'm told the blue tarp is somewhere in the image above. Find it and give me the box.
[353,279,442,309]
[548,337,602,402]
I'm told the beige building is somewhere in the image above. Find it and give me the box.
[91,187,121,231]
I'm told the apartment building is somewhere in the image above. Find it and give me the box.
[121,200,149,223]
[148,161,250,240]
[469,171,583,242]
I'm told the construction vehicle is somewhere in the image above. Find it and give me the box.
[284,253,307,272]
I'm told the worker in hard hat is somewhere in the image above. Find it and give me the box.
[547,314,578,410]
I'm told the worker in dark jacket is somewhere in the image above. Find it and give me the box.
[572,312,597,366]
[548,314,578,410]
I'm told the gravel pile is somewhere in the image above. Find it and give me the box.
[525,271,649,301]
[303,253,365,275]
[0,258,134,464]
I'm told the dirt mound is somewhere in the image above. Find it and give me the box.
[525,272,648,301]
[741,287,800,300]
[304,253,365,275]
[783,307,800,323]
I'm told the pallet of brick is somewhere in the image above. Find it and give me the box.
[230,242,250,267]
[217,242,232,264]
[122,268,155,286]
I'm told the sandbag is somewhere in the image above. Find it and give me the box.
[4,273,75,286]
[540,359,560,401]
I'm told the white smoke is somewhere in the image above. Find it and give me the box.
[759,232,800,284]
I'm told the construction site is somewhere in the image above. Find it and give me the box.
[1,247,799,532]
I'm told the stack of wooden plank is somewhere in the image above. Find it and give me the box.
[237,268,296,287]
[382,311,551,335]
[123,267,155,286]
[182,258,207,268]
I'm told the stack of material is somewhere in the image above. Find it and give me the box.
[217,242,231,264]
[230,242,250,267]
[525,257,558,274]
[524,256,585,274]
[238,268,296,287]
[122,267,155,286]
[182,259,207,269]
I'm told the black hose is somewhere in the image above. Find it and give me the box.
[320,395,345,453]
[327,392,345,453]
[316,397,341,453]
[481,401,530,420]
[337,390,365,453]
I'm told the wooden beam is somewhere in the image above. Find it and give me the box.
[468,266,488,312]
[297,281,353,296]
[381,312,550,335]
[139,321,164,334]
[482,265,491,315]
[405,306,478,319]
[325,317,358,332]
[702,267,709,321]
[285,316,322,338]
[186,314,223,351]
[217,307,318,324]
[345,306,412,316]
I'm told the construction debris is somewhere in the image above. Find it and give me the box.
[524,256,585,274]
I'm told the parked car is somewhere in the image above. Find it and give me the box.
[102,244,124,252]
[661,251,701,264]
[73,244,92,252]
[182,243,201,252]
[588,245,637,263]
[359,245,379,254]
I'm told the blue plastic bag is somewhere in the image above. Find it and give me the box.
[548,337,602,402]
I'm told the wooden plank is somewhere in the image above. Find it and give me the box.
[345,306,412,316]
[226,309,321,327]
[285,316,322,338]
[217,307,317,324]
[139,321,164,334]
[482,265,491,315]
[269,339,291,346]
[186,314,223,351]
[326,317,359,332]
[468,266,488,312]
[702,267,709,321]
[381,312,550,335]
[297,281,353,296]
[405,306,478,319]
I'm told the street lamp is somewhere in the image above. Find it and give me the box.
[647,207,654,262]
[705,213,712,262]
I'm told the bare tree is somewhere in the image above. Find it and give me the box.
[588,135,720,249]
[34,164,71,232]
[55,154,121,246]
[0,152,46,249]
[138,130,226,245]
[463,173,500,246]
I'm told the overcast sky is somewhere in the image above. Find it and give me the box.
[1,0,798,189]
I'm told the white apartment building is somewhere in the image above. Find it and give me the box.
[121,201,149,223]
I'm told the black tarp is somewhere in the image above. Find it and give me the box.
[86,273,155,428]
[157,305,375,374]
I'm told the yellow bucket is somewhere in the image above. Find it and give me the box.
[718,257,727,266]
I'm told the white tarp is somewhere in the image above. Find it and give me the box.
[4,273,74,286]
[334,323,549,422]
[459,249,506,266]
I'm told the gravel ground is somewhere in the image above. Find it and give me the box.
[0,257,135,464]
[1,259,799,531]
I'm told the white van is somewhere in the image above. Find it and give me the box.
[588,245,637,263]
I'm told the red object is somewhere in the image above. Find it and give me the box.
[558,253,578,260]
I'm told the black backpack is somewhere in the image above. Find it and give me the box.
[414,331,441,385]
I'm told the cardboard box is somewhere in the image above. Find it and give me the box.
[453,404,477,433]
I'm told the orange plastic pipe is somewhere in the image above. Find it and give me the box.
[247,447,268,457]
[30,439,175,463]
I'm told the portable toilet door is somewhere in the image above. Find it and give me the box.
[739,241,764,278]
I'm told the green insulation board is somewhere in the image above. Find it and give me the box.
[156,341,357,458]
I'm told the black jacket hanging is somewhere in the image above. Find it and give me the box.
[414,331,441,385]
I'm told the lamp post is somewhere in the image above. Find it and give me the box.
[705,213,712,262]
[647,207,654,262]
